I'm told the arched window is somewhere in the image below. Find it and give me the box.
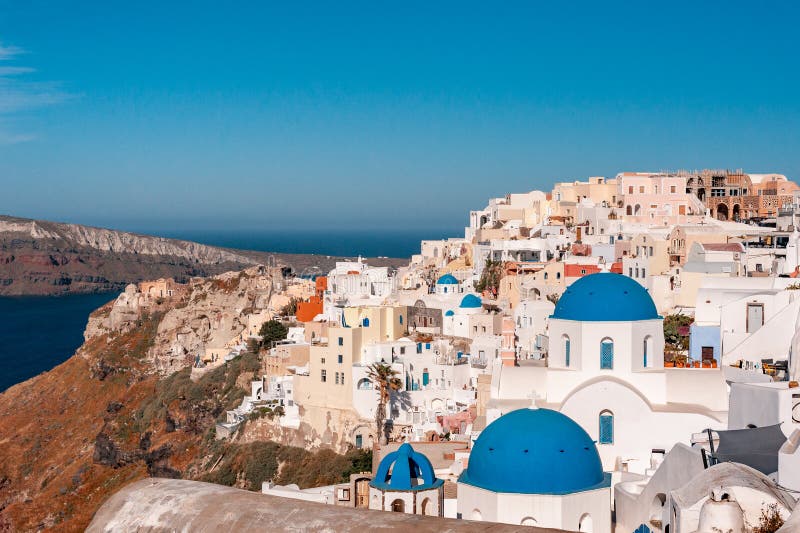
[556,272,561,279]
[544,272,548,280]
[643,335,653,368]
[391,499,405,513]
[362,317,370,327]
[600,338,614,369]
[563,335,571,367]
[599,410,614,444]
[357,378,372,390]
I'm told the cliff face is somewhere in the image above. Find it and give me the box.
[0,270,368,532]
[0,215,406,296]
[0,215,260,296]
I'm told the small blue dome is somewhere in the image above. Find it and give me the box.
[445,310,455,317]
[436,274,458,285]
[459,294,483,308]
[459,408,609,495]
[551,273,659,322]
[370,443,444,491]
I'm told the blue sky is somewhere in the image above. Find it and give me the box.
[0,2,798,232]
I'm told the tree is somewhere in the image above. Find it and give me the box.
[280,297,301,317]
[366,362,402,445]
[663,313,693,357]
[259,320,288,348]
[474,259,503,296]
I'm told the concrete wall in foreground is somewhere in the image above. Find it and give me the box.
[87,478,568,533]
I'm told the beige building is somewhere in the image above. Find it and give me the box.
[667,225,730,266]
[293,305,408,426]
[264,343,310,377]
[551,177,618,220]
[629,233,671,276]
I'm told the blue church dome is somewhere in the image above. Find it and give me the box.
[436,274,458,285]
[459,408,609,495]
[444,310,455,317]
[551,273,659,322]
[370,443,444,491]
[459,294,482,308]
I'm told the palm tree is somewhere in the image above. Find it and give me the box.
[366,362,402,445]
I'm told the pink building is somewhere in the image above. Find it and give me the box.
[616,172,705,224]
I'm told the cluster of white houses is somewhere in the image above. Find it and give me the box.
[208,170,800,531]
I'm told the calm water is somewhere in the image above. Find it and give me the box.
[145,228,462,258]
[0,292,117,392]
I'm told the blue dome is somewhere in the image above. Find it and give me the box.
[551,273,659,322]
[459,294,483,308]
[445,310,455,317]
[459,408,609,495]
[436,274,458,285]
[370,443,444,491]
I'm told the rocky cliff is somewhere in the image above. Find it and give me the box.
[0,215,404,296]
[0,270,370,532]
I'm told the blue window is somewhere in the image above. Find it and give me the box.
[399,315,403,325]
[634,525,651,533]
[422,369,429,387]
[338,354,343,364]
[362,317,370,327]
[355,434,363,448]
[417,342,422,354]
[600,339,614,369]
[425,343,430,350]
[564,336,571,367]
[643,338,648,368]
[599,411,614,444]
[338,337,343,346]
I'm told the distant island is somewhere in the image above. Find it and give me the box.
[0,215,404,296]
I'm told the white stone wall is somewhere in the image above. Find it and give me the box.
[457,483,611,532]
[561,380,726,474]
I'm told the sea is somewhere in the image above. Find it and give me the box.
[0,292,118,392]
[0,228,459,392]
[149,228,461,259]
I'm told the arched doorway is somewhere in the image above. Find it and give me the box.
[521,517,537,526]
[733,204,741,221]
[579,513,593,532]
[471,509,482,521]
[421,497,432,516]
[391,499,405,513]
[650,493,666,525]
[716,203,729,220]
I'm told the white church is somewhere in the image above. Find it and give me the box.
[488,272,730,474]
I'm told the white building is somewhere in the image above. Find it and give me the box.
[491,273,729,474]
